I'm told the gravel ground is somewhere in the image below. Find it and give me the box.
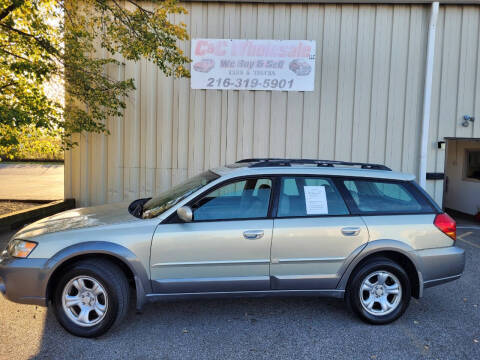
[0,228,479,360]
[0,201,43,216]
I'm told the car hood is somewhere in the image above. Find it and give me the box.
[13,202,137,239]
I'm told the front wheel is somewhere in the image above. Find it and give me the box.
[52,259,130,337]
[346,258,411,324]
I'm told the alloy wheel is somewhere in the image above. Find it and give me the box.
[359,270,402,316]
[61,276,109,327]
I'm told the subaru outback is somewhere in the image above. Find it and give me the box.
[0,159,465,337]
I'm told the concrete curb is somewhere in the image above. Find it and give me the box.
[0,199,75,231]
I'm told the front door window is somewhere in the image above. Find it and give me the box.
[192,178,272,221]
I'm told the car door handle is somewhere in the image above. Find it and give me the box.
[243,230,264,240]
[341,227,361,236]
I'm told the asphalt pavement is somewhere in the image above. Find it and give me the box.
[0,227,479,360]
[0,163,63,200]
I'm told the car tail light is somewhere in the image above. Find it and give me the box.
[434,213,456,241]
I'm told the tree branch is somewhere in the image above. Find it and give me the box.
[0,1,24,22]
[0,23,59,56]
[124,0,154,15]
[0,81,16,90]
[0,47,32,62]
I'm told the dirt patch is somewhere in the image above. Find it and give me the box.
[0,201,44,216]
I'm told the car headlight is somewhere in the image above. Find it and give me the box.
[7,240,37,258]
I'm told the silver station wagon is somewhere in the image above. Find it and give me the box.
[0,159,465,337]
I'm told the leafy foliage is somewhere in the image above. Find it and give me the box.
[0,0,190,149]
[0,123,63,161]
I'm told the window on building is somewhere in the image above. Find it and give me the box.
[465,150,480,181]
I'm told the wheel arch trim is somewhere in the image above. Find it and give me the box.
[44,241,151,309]
[336,239,424,298]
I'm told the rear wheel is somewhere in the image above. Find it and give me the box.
[346,257,411,324]
[52,259,130,337]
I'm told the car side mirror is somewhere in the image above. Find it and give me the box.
[177,206,193,223]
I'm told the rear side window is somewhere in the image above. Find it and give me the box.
[278,177,349,217]
[342,179,434,214]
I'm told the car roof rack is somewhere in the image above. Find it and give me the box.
[236,158,392,171]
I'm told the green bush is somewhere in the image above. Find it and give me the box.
[0,125,63,162]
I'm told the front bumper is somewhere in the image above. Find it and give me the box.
[414,246,465,289]
[0,251,49,306]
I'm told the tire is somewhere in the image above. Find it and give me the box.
[52,259,130,338]
[346,257,411,325]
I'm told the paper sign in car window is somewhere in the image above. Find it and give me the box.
[304,186,329,215]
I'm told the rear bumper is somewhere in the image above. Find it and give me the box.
[414,246,465,289]
[0,252,48,306]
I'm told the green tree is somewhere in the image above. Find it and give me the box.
[0,0,190,150]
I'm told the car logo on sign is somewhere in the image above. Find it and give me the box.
[193,59,215,73]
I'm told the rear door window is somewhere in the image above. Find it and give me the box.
[277,177,349,217]
[342,179,434,214]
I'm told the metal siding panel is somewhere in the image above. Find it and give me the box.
[403,6,426,176]
[223,4,241,164]
[351,5,375,164]
[285,5,307,158]
[253,5,274,158]
[87,37,107,206]
[79,133,89,207]
[70,133,82,203]
[475,7,480,139]
[106,54,125,203]
[269,5,290,157]
[139,58,148,197]
[156,69,174,193]
[140,59,157,197]
[318,4,341,160]
[204,4,224,170]
[237,5,257,159]
[66,3,480,208]
[456,6,479,139]
[302,5,324,158]
[368,5,393,165]
[335,5,358,161]
[123,60,142,201]
[439,7,462,139]
[64,146,72,199]
[175,7,190,183]
[385,5,410,171]
[187,3,207,178]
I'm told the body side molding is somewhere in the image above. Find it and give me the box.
[146,289,345,302]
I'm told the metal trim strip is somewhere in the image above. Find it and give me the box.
[277,257,346,264]
[152,259,270,268]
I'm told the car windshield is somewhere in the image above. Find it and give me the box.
[142,171,219,219]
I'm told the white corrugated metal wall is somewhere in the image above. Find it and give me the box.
[64,2,480,207]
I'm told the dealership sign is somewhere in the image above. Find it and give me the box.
[191,39,316,91]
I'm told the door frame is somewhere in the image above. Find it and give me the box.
[442,137,480,213]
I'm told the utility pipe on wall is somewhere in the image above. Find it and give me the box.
[419,1,439,189]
